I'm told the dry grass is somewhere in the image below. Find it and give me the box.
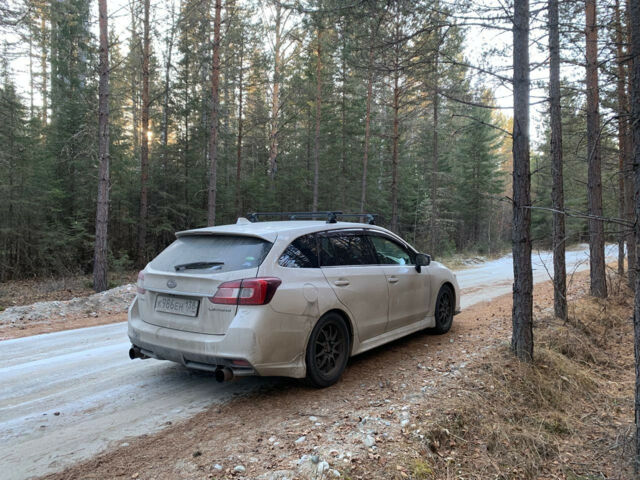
[401,275,635,480]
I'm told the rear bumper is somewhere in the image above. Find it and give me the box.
[127,297,310,378]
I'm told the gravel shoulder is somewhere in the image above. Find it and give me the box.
[0,284,135,340]
[40,266,632,480]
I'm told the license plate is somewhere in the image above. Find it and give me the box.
[155,295,200,317]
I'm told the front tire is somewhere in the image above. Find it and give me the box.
[305,312,350,388]
[429,285,454,334]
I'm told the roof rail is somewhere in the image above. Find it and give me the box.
[246,211,378,225]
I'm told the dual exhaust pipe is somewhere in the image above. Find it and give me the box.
[214,367,233,383]
[129,345,234,382]
[129,346,149,360]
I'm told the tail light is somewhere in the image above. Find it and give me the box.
[210,277,281,305]
[137,271,146,294]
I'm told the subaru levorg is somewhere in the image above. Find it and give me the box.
[128,213,461,387]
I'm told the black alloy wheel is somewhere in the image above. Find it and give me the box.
[430,285,454,334]
[305,312,350,388]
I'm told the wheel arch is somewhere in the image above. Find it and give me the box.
[441,281,455,305]
[305,308,355,357]
[432,281,456,315]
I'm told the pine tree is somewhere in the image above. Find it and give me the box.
[93,0,110,292]
[512,0,533,362]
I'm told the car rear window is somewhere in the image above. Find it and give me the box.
[278,234,319,268]
[319,233,376,267]
[150,235,273,273]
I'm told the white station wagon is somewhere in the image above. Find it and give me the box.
[128,213,461,387]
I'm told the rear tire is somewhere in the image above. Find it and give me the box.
[429,285,454,334]
[305,312,350,388]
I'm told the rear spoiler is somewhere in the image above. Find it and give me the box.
[175,228,277,243]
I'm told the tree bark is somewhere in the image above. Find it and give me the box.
[616,0,628,276]
[29,28,34,118]
[207,0,222,226]
[137,0,150,265]
[360,29,375,214]
[511,0,533,361]
[625,0,637,289]
[312,26,322,212]
[40,15,47,125]
[49,0,57,122]
[585,0,607,298]
[430,50,439,253]
[94,0,110,292]
[630,0,640,469]
[340,29,347,208]
[162,4,176,183]
[267,3,282,179]
[129,1,140,183]
[390,67,400,233]
[549,0,567,320]
[235,35,244,217]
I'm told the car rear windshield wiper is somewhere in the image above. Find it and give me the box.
[174,261,225,271]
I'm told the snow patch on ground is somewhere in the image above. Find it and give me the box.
[0,284,136,326]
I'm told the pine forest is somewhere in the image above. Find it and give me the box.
[0,0,630,283]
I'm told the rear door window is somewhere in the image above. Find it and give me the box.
[319,232,376,267]
[150,235,273,273]
[278,234,319,268]
[369,235,414,265]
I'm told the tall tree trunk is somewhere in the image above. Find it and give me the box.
[207,0,222,226]
[616,0,628,276]
[620,0,638,288]
[430,2,442,253]
[549,0,567,320]
[630,0,640,468]
[430,52,439,253]
[360,31,375,214]
[306,103,312,198]
[94,0,110,292]
[235,35,244,217]
[183,64,190,229]
[137,0,150,265]
[390,67,400,233]
[625,0,637,288]
[40,15,47,125]
[162,4,176,181]
[511,0,533,361]
[585,0,607,298]
[312,26,322,212]
[340,30,347,208]
[29,29,34,118]
[161,3,176,245]
[129,2,140,183]
[49,1,57,121]
[268,3,282,179]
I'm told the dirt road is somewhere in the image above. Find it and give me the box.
[0,245,616,479]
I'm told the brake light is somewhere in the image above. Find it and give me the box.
[137,271,146,294]
[210,277,282,305]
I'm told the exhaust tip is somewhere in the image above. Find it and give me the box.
[215,367,234,383]
[129,346,149,360]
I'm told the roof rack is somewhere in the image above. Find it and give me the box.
[246,211,378,225]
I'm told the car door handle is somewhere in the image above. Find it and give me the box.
[334,280,350,286]
[388,276,399,284]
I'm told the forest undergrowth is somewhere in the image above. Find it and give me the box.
[397,275,634,479]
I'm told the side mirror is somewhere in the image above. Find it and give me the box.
[415,253,431,272]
